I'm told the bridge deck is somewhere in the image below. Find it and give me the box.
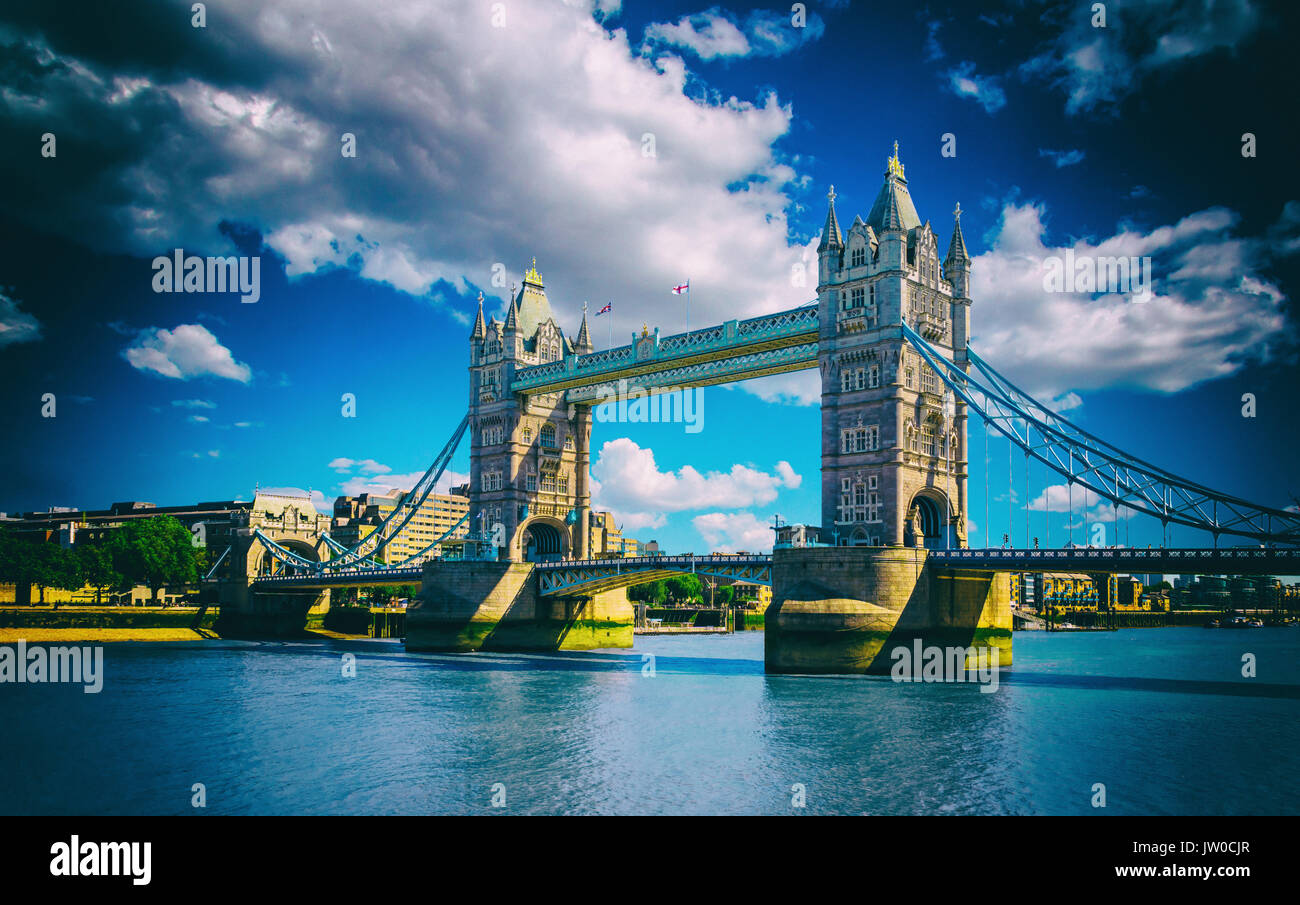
[242,547,1298,593]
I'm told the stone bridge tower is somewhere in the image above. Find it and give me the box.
[816,144,972,549]
[468,260,595,561]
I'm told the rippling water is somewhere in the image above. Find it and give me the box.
[2,628,1297,815]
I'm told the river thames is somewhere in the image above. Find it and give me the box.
[2,628,1297,815]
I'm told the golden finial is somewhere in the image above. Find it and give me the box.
[524,256,543,286]
[641,323,649,338]
[954,202,962,221]
[887,140,905,179]
[827,184,836,205]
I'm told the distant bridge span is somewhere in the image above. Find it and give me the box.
[534,554,772,596]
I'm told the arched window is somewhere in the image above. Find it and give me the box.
[522,426,533,443]
[541,423,557,448]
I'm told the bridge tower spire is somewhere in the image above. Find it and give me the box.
[575,301,594,353]
[470,291,486,340]
[817,185,843,287]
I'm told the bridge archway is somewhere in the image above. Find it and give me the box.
[906,489,956,550]
[250,537,322,578]
[518,517,570,563]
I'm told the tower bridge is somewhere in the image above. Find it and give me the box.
[235,144,1300,672]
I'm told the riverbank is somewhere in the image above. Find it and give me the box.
[0,627,215,642]
[0,605,218,642]
[0,606,374,643]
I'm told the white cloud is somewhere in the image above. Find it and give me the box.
[12,0,818,331]
[643,8,824,60]
[619,511,667,533]
[329,457,469,498]
[1019,0,1262,114]
[187,414,210,423]
[172,398,216,409]
[122,324,253,383]
[645,11,750,59]
[693,511,773,552]
[728,369,821,406]
[329,457,390,475]
[0,291,41,347]
[1027,483,1105,513]
[945,61,1006,113]
[1038,148,1085,168]
[1047,392,1083,413]
[970,200,1295,397]
[590,437,800,529]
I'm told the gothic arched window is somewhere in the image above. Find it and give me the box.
[541,423,557,448]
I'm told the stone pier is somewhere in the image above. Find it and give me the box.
[765,546,1011,674]
[405,560,633,651]
[214,588,330,637]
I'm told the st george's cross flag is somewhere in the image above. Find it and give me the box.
[671,281,689,295]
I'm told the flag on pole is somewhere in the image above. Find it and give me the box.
[671,281,690,295]
[596,302,612,315]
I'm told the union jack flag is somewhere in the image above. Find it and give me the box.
[596,302,612,315]
[671,281,689,295]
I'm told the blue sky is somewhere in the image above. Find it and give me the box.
[0,0,1297,553]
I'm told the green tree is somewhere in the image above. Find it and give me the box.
[716,585,735,605]
[628,579,668,605]
[0,528,41,604]
[0,530,84,605]
[664,575,703,605]
[111,516,200,605]
[77,540,124,605]
[37,544,84,606]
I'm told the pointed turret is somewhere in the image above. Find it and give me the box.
[504,285,519,333]
[944,202,970,268]
[817,185,843,252]
[865,141,921,235]
[575,301,593,351]
[945,203,971,303]
[470,291,486,340]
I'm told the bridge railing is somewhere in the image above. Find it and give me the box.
[511,304,818,392]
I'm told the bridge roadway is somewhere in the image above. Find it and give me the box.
[926,546,1300,575]
[246,547,1299,596]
